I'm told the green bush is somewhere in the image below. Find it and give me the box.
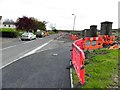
[0,28,19,37]
[48,31,56,34]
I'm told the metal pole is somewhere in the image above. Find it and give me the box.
[72,14,76,31]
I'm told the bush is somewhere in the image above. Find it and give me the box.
[0,28,19,38]
[53,29,58,33]
[48,31,56,34]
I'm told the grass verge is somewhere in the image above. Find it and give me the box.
[48,31,57,35]
[72,48,118,88]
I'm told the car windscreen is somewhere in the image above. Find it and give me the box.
[22,33,29,36]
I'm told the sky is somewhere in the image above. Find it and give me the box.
[0,0,119,30]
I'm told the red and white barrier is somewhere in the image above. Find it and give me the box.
[71,35,116,85]
[72,39,85,85]
[69,34,79,40]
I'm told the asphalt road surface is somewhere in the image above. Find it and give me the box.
[1,34,58,67]
[2,33,73,88]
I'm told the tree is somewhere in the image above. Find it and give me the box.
[53,28,58,33]
[37,21,46,30]
[16,16,46,32]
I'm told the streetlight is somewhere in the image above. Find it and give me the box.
[72,14,76,31]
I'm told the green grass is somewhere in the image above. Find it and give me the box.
[0,28,16,32]
[72,49,118,88]
[48,31,57,34]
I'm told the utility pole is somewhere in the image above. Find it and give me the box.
[72,14,76,31]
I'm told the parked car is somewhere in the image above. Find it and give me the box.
[21,32,36,41]
[36,31,45,38]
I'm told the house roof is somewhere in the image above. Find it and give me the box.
[101,21,113,24]
[3,19,15,25]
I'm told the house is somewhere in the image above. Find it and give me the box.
[2,19,16,28]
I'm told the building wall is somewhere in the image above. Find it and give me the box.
[2,24,16,28]
[90,25,97,37]
[85,29,90,37]
[100,21,113,35]
[0,18,2,28]
[81,30,85,37]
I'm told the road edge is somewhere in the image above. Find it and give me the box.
[70,61,74,88]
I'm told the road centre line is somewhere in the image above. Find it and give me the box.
[23,40,53,57]
[0,40,53,69]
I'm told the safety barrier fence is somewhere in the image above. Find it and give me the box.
[101,35,116,45]
[72,39,85,85]
[83,36,103,50]
[71,35,116,85]
[69,34,79,40]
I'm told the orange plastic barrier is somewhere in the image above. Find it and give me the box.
[108,36,116,44]
[71,35,116,86]
[101,35,116,45]
[72,40,85,85]
[69,34,78,40]
[83,36,104,50]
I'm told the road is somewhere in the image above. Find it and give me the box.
[2,34,58,67]
[1,34,73,88]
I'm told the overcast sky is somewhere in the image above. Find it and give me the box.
[0,0,119,30]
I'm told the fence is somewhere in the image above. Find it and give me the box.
[72,39,85,85]
[101,35,116,45]
[69,34,79,40]
[83,36,104,50]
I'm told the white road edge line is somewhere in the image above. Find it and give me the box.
[70,61,74,88]
[1,40,35,51]
[0,45,17,50]
[1,38,43,51]
[0,40,53,69]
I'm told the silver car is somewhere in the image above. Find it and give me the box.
[21,32,36,41]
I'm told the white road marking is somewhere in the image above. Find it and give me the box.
[0,45,17,50]
[70,61,74,88]
[0,40,53,69]
[1,40,36,51]
[23,40,52,57]
[35,48,53,53]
